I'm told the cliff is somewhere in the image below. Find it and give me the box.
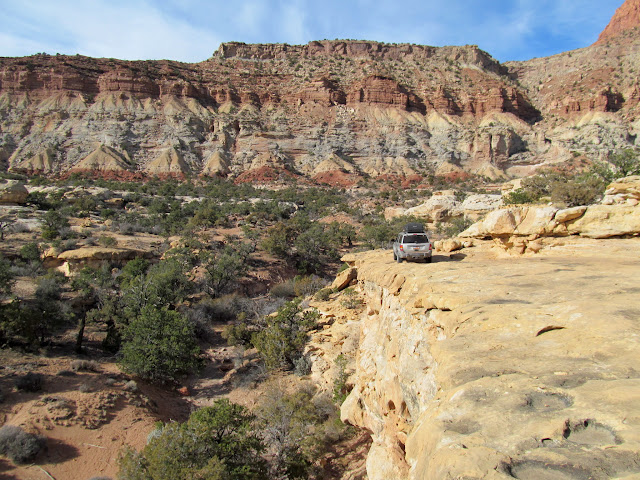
[1,10,639,183]
[315,236,640,479]
[597,0,640,44]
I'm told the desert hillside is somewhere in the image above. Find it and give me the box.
[0,1,639,183]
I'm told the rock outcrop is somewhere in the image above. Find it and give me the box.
[328,236,640,479]
[0,179,28,204]
[46,246,152,275]
[457,176,640,252]
[596,0,640,44]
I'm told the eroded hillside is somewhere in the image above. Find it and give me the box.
[1,1,639,184]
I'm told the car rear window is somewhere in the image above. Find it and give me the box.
[403,234,429,244]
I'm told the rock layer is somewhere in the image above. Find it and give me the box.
[2,11,639,182]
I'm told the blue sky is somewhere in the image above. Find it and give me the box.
[0,0,623,63]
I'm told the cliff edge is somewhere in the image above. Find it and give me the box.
[326,236,640,479]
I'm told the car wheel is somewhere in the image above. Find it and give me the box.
[426,257,432,263]
[393,252,397,260]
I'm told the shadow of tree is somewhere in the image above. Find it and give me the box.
[40,437,81,464]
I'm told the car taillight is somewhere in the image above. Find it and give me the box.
[399,245,404,251]
[429,244,432,250]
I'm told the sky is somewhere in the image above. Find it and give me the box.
[0,0,624,63]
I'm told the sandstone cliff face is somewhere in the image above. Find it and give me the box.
[2,16,638,183]
[334,237,640,479]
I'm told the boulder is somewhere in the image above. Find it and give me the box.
[0,180,29,204]
[555,206,587,223]
[461,194,503,220]
[435,238,463,253]
[331,267,358,291]
[405,192,461,222]
[480,208,519,236]
[514,206,558,235]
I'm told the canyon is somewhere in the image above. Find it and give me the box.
[0,1,639,183]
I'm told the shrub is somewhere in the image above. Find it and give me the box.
[340,288,361,310]
[19,243,41,263]
[123,380,138,392]
[314,288,332,301]
[293,355,312,376]
[41,210,70,240]
[550,176,604,207]
[118,399,266,480]
[0,425,46,464]
[15,372,43,392]
[252,299,319,371]
[269,280,297,298]
[71,359,100,372]
[504,188,535,205]
[222,317,253,348]
[610,148,640,177]
[255,382,348,479]
[97,235,117,247]
[119,306,201,383]
[438,217,473,238]
[202,242,252,298]
[332,354,349,405]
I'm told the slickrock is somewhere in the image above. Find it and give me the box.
[330,237,640,479]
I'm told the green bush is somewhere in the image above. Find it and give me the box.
[41,210,70,240]
[314,288,333,302]
[332,354,349,405]
[252,300,319,371]
[98,235,117,247]
[340,288,361,310]
[118,399,266,480]
[504,170,605,207]
[438,217,473,238]
[503,188,536,205]
[202,242,251,298]
[119,306,201,383]
[255,382,349,479]
[550,175,604,207]
[610,148,640,177]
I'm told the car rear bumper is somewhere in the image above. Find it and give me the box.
[403,252,432,260]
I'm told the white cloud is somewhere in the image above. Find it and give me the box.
[279,0,309,44]
[0,0,222,61]
[0,0,624,62]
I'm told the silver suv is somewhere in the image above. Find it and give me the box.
[393,224,433,263]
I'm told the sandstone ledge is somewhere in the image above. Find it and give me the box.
[339,239,640,479]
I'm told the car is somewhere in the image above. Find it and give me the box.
[393,223,433,263]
